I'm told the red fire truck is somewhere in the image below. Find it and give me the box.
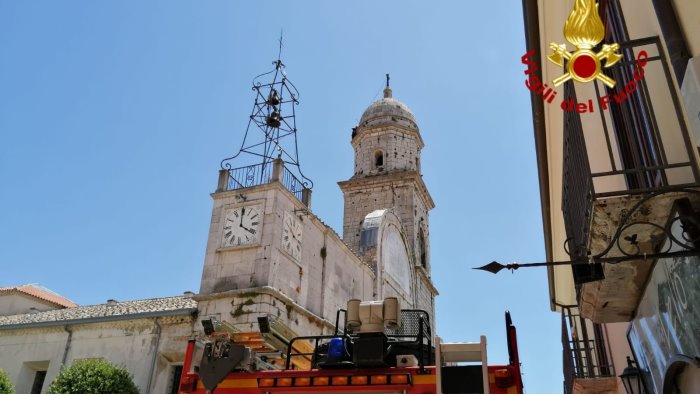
[178,298,523,394]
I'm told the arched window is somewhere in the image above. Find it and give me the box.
[419,231,427,268]
[374,150,384,168]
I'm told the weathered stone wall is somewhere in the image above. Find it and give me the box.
[341,179,431,273]
[352,127,422,176]
[199,184,278,295]
[414,268,436,334]
[200,181,375,334]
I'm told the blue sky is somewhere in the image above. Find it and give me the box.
[0,1,562,392]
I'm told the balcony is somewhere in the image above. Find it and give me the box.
[561,306,617,394]
[561,37,700,322]
[217,158,311,206]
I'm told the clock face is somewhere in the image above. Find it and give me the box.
[282,212,303,261]
[221,205,262,247]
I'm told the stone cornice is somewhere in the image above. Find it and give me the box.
[0,315,194,336]
[338,170,435,210]
[352,124,425,149]
[194,286,337,331]
[415,266,439,295]
[212,180,304,210]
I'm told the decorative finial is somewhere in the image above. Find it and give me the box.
[278,30,284,60]
[383,73,392,98]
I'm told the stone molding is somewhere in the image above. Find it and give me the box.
[194,286,337,331]
[338,170,435,210]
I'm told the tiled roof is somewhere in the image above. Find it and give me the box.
[0,284,77,308]
[0,295,198,329]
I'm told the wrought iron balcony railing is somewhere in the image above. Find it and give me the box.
[218,160,310,206]
[561,306,615,393]
[281,165,304,202]
[227,163,272,191]
[561,36,700,280]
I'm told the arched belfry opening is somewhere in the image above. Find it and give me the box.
[374,150,384,168]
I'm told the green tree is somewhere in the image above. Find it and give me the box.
[0,368,15,394]
[47,359,139,394]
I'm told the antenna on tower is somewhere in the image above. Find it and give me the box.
[220,38,313,201]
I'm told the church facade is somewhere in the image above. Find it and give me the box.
[0,77,437,393]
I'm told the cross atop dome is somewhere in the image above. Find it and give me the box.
[355,75,418,133]
[384,73,392,98]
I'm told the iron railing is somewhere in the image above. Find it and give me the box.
[282,165,304,201]
[561,306,615,394]
[561,36,700,280]
[562,80,594,262]
[224,162,307,203]
[226,163,272,191]
[285,309,432,371]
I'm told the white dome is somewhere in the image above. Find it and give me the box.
[357,88,418,131]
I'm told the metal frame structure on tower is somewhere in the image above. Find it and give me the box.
[220,43,313,195]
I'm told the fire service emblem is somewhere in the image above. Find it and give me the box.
[547,0,622,88]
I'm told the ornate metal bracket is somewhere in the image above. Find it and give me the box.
[476,189,700,274]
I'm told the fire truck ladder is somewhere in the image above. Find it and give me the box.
[435,336,490,394]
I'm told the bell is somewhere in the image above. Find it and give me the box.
[266,111,281,128]
[267,89,281,106]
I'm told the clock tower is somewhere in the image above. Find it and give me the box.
[195,57,375,354]
[338,77,438,326]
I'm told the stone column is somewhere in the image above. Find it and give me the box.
[271,158,284,183]
[216,169,229,192]
[302,187,312,208]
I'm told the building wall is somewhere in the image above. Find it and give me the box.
[0,316,194,394]
[532,0,700,392]
[604,322,634,393]
[672,0,700,56]
[199,180,375,336]
[340,178,433,272]
[342,180,418,256]
[535,0,700,306]
[352,126,422,176]
[413,269,435,329]
[0,326,67,393]
[199,183,278,295]
[0,293,62,316]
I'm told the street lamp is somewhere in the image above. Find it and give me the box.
[619,357,646,394]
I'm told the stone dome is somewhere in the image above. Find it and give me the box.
[357,87,418,131]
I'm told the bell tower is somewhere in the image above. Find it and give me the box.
[338,76,438,320]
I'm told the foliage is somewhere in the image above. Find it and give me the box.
[0,368,14,394]
[47,359,139,394]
